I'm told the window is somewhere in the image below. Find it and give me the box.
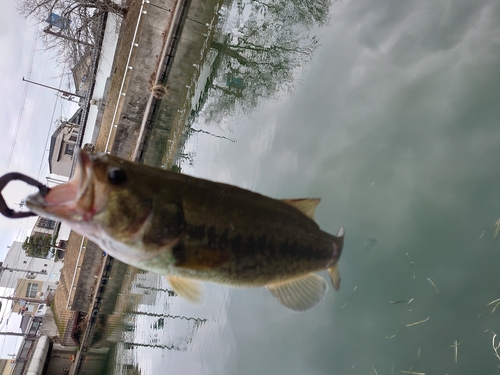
[64,144,75,156]
[26,283,38,298]
[37,218,55,229]
[44,264,47,267]
[23,261,27,264]
[69,135,77,142]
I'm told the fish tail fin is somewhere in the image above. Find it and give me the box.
[328,264,341,291]
[328,227,344,291]
[334,226,344,256]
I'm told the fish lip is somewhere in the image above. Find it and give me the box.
[26,149,95,219]
[75,149,93,202]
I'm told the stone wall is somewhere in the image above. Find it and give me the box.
[71,241,105,312]
[109,0,177,160]
[140,0,225,167]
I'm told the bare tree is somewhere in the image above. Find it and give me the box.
[17,0,127,69]
[233,0,331,28]
[202,15,320,123]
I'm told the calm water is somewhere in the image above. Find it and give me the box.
[107,0,500,373]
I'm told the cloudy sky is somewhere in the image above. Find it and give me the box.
[0,1,76,260]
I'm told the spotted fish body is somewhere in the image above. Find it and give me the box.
[26,150,344,311]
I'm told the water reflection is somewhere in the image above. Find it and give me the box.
[103,270,232,374]
[190,0,329,126]
[98,0,500,373]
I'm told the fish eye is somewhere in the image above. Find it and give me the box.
[107,167,127,185]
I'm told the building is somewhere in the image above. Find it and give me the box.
[31,216,58,238]
[0,241,62,314]
[48,108,83,177]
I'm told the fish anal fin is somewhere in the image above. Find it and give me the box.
[281,198,321,219]
[173,246,230,270]
[328,263,341,291]
[266,273,328,311]
[167,276,203,303]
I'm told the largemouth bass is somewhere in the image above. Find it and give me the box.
[26,150,345,311]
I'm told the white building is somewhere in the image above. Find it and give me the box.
[0,241,62,303]
[48,109,83,178]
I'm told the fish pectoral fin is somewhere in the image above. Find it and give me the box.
[167,276,203,304]
[266,273,328,311]
[328,264,341,291]
[280,198,320,219]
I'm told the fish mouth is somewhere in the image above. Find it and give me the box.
[26,150,95,221]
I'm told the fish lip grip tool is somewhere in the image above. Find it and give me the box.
[0,172,50,218]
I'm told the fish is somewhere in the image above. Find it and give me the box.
[26,150,345,311]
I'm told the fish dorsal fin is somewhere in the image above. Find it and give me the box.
[281,198,321,219]
[266,273,328,311]
[167,276,203,304]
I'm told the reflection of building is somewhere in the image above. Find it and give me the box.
[48,108,83,177]
[130,272,161,306]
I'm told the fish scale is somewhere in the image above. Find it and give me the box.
[26,150,345,311]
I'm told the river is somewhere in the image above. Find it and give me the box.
[105,0,500,373]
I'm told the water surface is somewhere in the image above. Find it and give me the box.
[107,0,500,373]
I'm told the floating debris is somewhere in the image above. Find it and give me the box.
[390,300,407,304]
[341,286,357,309]
[427,278,440,294]
[492,332,500,361]
[407,298,415,305]
[406,252,416,279]
[494,219,500,239]
[450,340,462,363]
[485,298,500,313]
[372,365,379,375]
[480,230,486,239]
[406,317,430,327]
[386,334,397,339]
[400,371,425,375]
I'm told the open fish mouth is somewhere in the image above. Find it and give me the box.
[26,150,95,220]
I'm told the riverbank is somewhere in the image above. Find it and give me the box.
[49,0,225,372]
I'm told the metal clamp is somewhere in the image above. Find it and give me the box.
[0,172,50,218]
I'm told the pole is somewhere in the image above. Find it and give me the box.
[0,296,46,304]
[0,266,47,275]
[0,332,26,337]
[22,77,85,99]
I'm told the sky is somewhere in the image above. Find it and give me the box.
[0,1,77,260]
[0,287,23,359]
